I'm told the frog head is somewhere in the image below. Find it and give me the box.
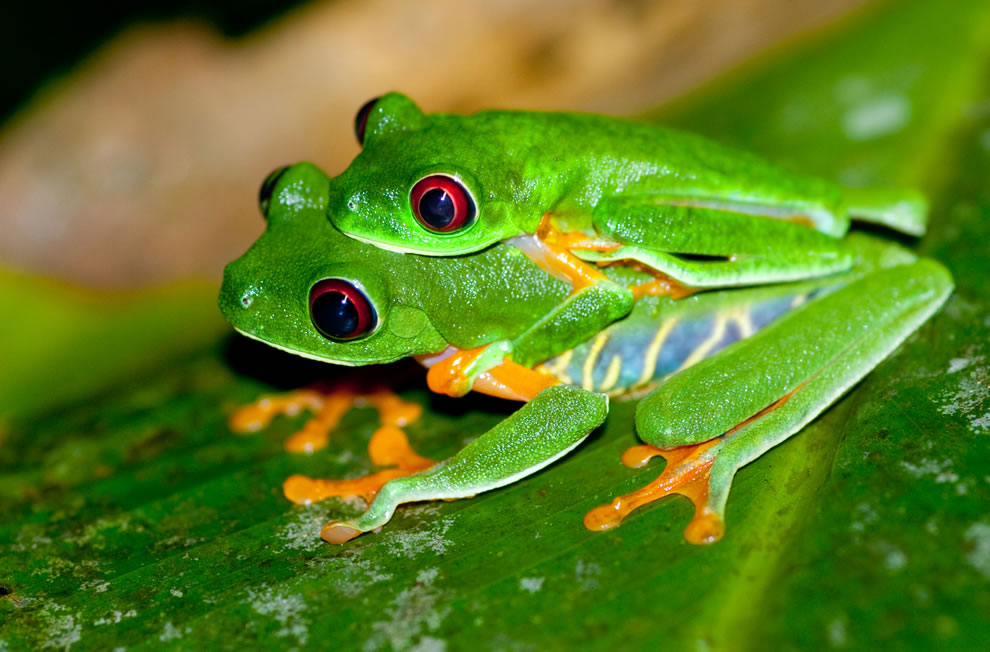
[220,162,567,365]
[327,93,539,256]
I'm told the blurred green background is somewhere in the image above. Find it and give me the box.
[1,1,988,649]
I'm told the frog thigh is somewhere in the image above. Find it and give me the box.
[586,198,855,287]
[633,258,952,522]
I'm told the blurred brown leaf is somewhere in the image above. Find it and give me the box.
[0,0,868,287]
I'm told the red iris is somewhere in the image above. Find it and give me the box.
[309,279,376,340]
[410,175,476,233]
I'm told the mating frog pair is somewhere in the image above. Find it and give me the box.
[219,94,952,545]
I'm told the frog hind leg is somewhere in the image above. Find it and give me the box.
[584,197,856,291]
[322,384,608,543]
[589,258,952,542]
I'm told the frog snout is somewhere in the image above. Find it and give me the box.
[218,264,260,320]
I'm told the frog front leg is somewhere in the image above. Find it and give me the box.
[322,384,608,543]
[419,281,634,397]
[588,258,952,542]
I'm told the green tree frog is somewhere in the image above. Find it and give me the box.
[219,162,951,545]
[327,93,933,393]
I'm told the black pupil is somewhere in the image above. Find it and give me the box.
[312,291,359,338]
[259,166,288,217]
[354,97,379,144]
[420,188,455,228]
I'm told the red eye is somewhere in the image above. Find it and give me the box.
[309,279,377,340]
[354,96,381,146]
[410,175,476,233]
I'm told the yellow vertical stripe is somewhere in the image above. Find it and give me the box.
[637,318,679,387]
[598,355,623,393]
[677,314,728,371]
[538,349,574,385]
[582,332,610,391]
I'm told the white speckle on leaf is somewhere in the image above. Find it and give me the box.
[278,503,334,552]
[939,355,989,432]
[519,577,544,593]
[935,470,960,484]
[159,621,187,642]
[842,94,910,141]
[869,541,908,572]
[94,609,137,626]
[964,522,990,579]
[851,502,878,533]
[169,588,183,598]
[900,457,974,497]
[948,358,974,374]
[408,637,447,652]
[827,617,848,647]
[384,517,455,559]
[40,603,82,650]
[885,548,907,571]
[308,557,393,599]
[900,458,952,478]
[576,560,601,591]
[363,567,450,652]
[81,579,110,593]
[246,587,310,646]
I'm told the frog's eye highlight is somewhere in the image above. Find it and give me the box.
[410,175,476,233]
[309,279,377,340]
[354,96,381,146]
[258,166,289,218]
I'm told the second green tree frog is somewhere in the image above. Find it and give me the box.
[220,162,952,545]
[327,93,931,393]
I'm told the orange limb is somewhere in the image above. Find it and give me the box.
[516,215,614,295]
[421,345,560,402]
[230,386,423,455]
[229,389,328,434]
[592,257,698,300]
[283,426,436,505]
[232,385,437,540]
[538,215,623,253]
[475,358,561,402]
[786,215,816,229]
[422,345,489,398]
[364,390,422,428]
[584,439,725,545]
[230,389,357,454]
[585,380,809,543]
[630,275,699,301]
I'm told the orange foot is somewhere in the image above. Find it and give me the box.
[584,439,725,545]
[284,426,435,505]
[229,387,421,453]
[231,386,436,540]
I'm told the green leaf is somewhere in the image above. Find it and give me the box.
[3,1,989,649]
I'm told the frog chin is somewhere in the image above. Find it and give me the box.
[343,230,483,256]
[233,327,363,367]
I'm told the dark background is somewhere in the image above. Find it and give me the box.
[1,1,304,122]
